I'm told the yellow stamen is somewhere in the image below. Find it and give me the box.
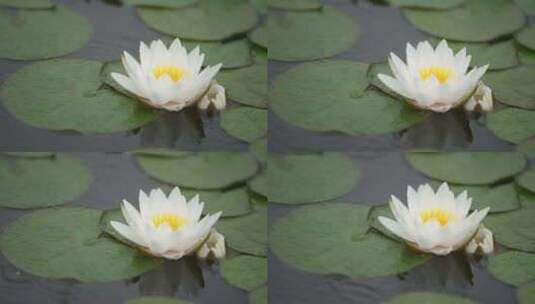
[418,66,453,84]
[152,213,187,231]
[419,208,456,226]
[152,65,186,82]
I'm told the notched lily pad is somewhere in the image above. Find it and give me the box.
[220,255,267,291]
[217,63,267,108]
[217,206,266,256]
[220,107,267,142]
[488,251,535,286]
[484,66,535,109]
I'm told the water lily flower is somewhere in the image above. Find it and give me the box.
[378,40,489,113]
[111,38,224,112]
[198,80,226,110]
[196,229,226,259]
[378,183,489,255]
[465,224,494,255]
[111,187,222,260]
[464,82,493,112]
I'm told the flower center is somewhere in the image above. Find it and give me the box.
[419,208,456,226]
[418,66,453,84]
[152,65,186,82]
[152,213,187,231]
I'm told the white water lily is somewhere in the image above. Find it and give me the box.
[464,82,493,112]
[196,229,226,260]
[111,38,223,112]
[465,225,494,255]
[378,40,489,113]
[378,183,489,255]
[198,80,226,110]
[111,187,222,260]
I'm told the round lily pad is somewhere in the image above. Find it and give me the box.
[487,108,535,144]
[135,152,258,190]
[220,107,267,142]
[517,167,535,193]
[248,24,267,49]
[220,255,266,291]
[0,5,91,60]
[183,187,252,217]
[485,204,535,252]
[516,25,535,51]
[516,0,535,14]
[488,251,535,286]
[269,6,357,61]
[248,170,267,197]
[251,0,266,13]
[403,0,525,42]
[127,297,191,304]
[271,60,424,135]
[0,207,159,282]
[484,66,535,109]
[518,281,535,304]
[446,40,518,70]
[217,206,266,256]
[249,138,267,164]
[386,0,464,9]
[0,59,158,133]
[269,153,359,204]
[268,0,321,11]
[137,0,258,41]
[0,0,54,9]
[217,63,267,108]
[0,154,91,209]
[384,292,474,304]
[271,203,430,278]
[121,0,197,8]
[405,152,526,185]
[517,138,535,158]
[249,286,267,304]
[183,39,253,69]
[518,46,535,65]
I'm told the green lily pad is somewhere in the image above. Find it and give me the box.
[0,154,91,209]
[121,0,197,8]
[217,206,266,256]
[269,6,357,61]
[269,153,359,204]
[487,108,535,144]
[0,5,92,60]
[183,39,253,69]
[127,297,191,304]
[384,292,474,304]
[268,0,322,10]
[135,152,258,190]
[485,204,535,252]
[3,152,55,158]
[367,62,400,98]
[484,66,535,109]
[100,60,132,97]
[1,59,158,133]
[217,63,267,108]
[272,60,424,135]
[516,0,535,14]
[248,170,267,197]
[518,281,535,304]
[447,40,518,70]
[386,0,464,9]
[403,0,525,42]
[488,251,535,286]
[249,138,267,164]
[405,152,526,185]
[251,0,267,13]
[0,0,54,9]
[517,138,535,157]
[0,207,159,282]
[517,167,535,193]
[248,24,268,49]
[220,255,266,291]
[519,187,535,207]
[221,107,267,142]
[137,0,258,41]
[516,25,535,51]
[99,208,136,247]
[518,46,535,65]
[271,203,430,278]
[368,204,400,241]
[249,286,267,304]
[183,187,252,217]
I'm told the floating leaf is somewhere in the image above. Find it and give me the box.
[183,187,252,217]
[488,251,535,286]
[385,0,464,9]
[217,63,267,108]
[248,170,267,197]
[269,153,359,204]
[516,0,535,14]
[269,6,357,61]
[0,207,159,282]
[249,138,267,164]
[127,297,191,304]
[271,203,430,278]
[217,206,266,256]
[220,107,267,142]
[368,204,400,241]
[384,292,474,304]
[0,5,92,60]
[248,24,267,49]
[220,255,266,291]
[268,0,321,10]
[137,0,258,41]
[447,40,518,70]
[403,0,525,42]
[367,62,400,98]
[249,286,267,304]
[486,108,535,144]
[517,138,535,157]
[121,0,197,8]
[518,46,535,65]
[183,39,253,69]
[405,152,526,185]
[517,167,535,193]
[99,208,136,246]
[0,154,91,209]
[1,59,158,133]
[485,204,535,252]
[271,60,424,135]
[251,0,267,13]
[135,152,258,190]
[517,281,535,304]
[0,0,54,9]
[484,66,535,109]
[516,25,535,51]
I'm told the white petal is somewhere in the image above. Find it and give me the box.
[110,221,148,247]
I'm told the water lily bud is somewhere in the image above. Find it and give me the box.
[197,229,226,260]
[464,82,493,112]
[465,225,494,255]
